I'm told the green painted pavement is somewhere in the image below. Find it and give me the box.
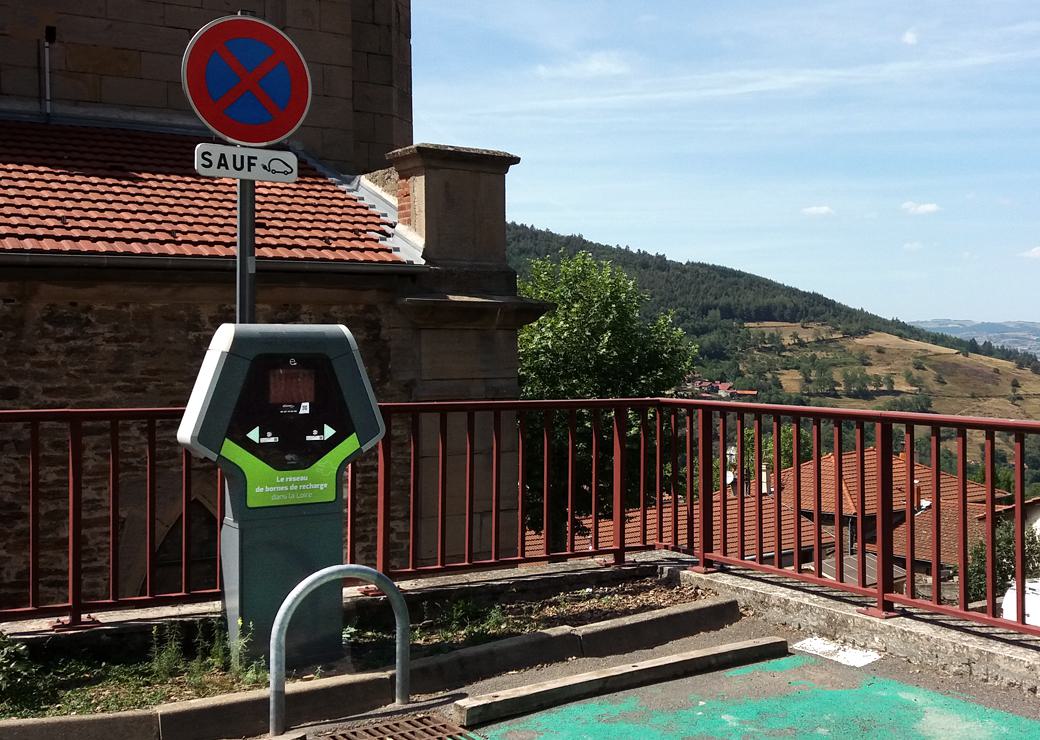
[483,656,1040,739]
[722,653,813,676]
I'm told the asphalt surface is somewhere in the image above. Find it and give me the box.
[482,652,1040,739]
[293,609,1040,739]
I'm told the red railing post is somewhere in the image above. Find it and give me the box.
[655,408,663,544]
[719,413,728,557]
[791,417,801,573]
[407,413,418,570]
[592,409,601,551]
[855,422,865,588]
[638,409,646,547]
[56,420,96,628]
[611,406,627,565]
[1015,431,1026,624]
[108,421,120,602]
[957,429,968,611]
[833,422,843,582]
[216,467,224,591]
[543,410,552,557]
[670,409,679,548]
[736,413,745,562]
[774,416,783,569]
[491,410,501,561]
[686,409,694,554]
[67,420,84,626]
[347,463,357,564]
[181,449,192,594]
[28,421,40,609]
[464,411,475,564]
[567,409,576,553]
[861,421,897,618]
[438,413,448,566]
[376,413,392,573]
[692,408,715,572]
[984,430,997,618]
[517,412,526,559]
[145,419,156,598]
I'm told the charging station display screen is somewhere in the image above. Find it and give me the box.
[268,368,314,404]
[227,354,356,472]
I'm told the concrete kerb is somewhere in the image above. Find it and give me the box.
[409,598,740,693]
[676,567,1040,694]
[451,636,790,727]
[158,671,393,740]
[575,599,739,657]
[0,709,160,740]
[0,597,739,740]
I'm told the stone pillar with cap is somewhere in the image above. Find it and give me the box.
[383,143,547,565]
[387,143,521,268]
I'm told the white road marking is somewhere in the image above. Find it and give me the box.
[793,636,881,667]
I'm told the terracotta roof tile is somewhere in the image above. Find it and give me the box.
[523,492,827,561]
[0,119,404,264]
[774,447,999,518]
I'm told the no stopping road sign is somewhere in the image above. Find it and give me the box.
[182,16,311,147]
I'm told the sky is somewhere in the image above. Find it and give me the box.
[410,1,1040,323]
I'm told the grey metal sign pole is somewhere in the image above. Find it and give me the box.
[236,178,256,324]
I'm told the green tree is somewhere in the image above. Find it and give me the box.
[967,519,1040,603]
[842,367,872,398]
[517,252,697,548]
[518,251,696,399]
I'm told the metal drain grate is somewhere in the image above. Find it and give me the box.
[325,713,481,740]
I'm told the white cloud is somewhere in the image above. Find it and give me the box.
[902,29,919,46]
[901,201,941,215]
[801,205,834,216]
[1020,247,1040,259]
[536,51,632,79]
[903,241,925,251]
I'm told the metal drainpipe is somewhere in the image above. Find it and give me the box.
[269,564,410,737]
[42,26,56,117]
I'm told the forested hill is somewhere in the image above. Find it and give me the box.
[505,222,1039,371]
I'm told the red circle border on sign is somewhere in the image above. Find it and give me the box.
[182,16,311,147]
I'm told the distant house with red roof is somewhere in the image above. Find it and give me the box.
[767,447,1039,576]
[681,378,757,400]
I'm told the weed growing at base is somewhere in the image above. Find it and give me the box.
[0,620,268,718]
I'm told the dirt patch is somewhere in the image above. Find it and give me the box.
[343,578,713,669]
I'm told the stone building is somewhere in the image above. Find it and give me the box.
[0,1,545,609]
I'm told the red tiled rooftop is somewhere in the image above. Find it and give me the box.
[778,448,998,518]
[523,492,828,561]
[0,119,405,264]
[879,497,1040,567]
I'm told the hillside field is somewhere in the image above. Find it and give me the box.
[747,322,1040,421]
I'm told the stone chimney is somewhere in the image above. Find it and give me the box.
[385,143,521,267]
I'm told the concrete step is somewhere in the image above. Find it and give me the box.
[451,636,789,727]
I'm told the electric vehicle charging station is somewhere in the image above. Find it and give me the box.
[178,323,384,665]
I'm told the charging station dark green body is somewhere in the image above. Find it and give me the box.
[177,324,384,666]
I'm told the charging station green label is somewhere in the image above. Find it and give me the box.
[220,434,361,508]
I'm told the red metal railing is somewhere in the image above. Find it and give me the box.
[0,409,222,626]
[2,399,1040,640]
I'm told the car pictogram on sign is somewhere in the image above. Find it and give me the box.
[182,16,311,147]
[263,158,294,176]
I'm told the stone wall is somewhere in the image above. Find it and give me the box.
[0,261,541,607]
[0,268,399,608]
[0,0,412,173]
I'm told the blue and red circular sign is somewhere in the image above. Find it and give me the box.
[182,16,311,147]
